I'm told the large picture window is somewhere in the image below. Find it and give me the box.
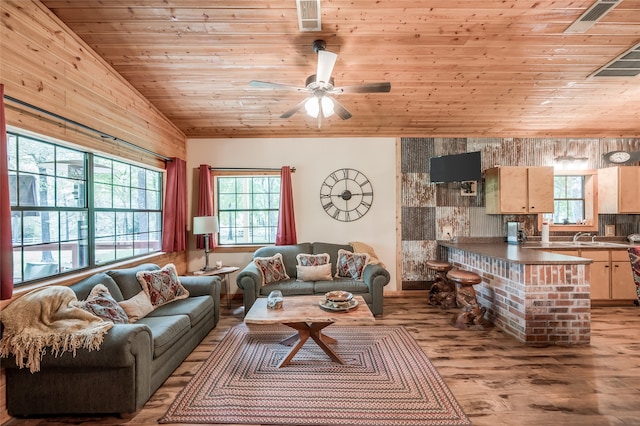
[215,174,280,246]
[8,130,163,285]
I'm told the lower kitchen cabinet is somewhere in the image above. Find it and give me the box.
[577,249,636,302]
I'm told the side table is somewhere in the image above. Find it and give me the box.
[192,266,239,309]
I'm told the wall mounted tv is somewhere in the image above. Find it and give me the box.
[429,151,482,183]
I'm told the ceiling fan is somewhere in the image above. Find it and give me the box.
[249,40,391,128]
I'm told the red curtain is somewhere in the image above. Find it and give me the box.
[275,166,297,245]
[0,84,13,300]
[196,164,215,250]
[161,158,187,252]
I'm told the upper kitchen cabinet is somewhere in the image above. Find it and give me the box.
[598,166,640,214]
[485,166,554,214]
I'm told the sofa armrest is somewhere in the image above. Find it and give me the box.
[236,262,263,313]
[362,263,391,316]
[2,323,153,370]
[362,263,390,289]
[180,275,222,297]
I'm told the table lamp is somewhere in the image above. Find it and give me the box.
[193,216,219,271]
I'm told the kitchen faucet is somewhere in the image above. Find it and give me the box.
[573,232,591,242]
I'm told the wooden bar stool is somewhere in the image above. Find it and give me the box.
[426,260,457,309]
[446,269,491,330]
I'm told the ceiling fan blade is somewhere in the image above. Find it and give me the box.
[280,97,310,119]
[330,98,353,120]
[316,50,338,84]
[249,80,308,92]
[333,82,392,94]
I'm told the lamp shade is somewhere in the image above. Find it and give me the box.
[193,216,219,235]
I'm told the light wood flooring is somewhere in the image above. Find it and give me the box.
[5,295,640,426]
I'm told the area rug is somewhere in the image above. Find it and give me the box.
[160,324,471,426]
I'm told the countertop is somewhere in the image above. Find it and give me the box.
[438,241,592,265]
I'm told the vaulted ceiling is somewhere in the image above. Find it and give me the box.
[41,0,640,138]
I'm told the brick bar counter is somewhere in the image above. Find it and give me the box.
[439,241,592,345]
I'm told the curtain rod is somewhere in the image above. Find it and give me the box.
[209,167,296,172]
[3,95,173,162]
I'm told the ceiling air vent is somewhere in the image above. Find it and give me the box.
[564,0,621,33]
[590,42,640,77]
[296,0,321,32]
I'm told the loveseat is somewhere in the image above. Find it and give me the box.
[2,263,221,417]
[236,242,390,316]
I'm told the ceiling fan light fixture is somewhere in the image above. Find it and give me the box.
[305,97,320,118]
[321,96,335,117]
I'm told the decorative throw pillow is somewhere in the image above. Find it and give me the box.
[118,290,154,323]
[335,249,370,280]
[296,263,333,281]
[136,263,189,308]
[296,253,330,267]
[72,284,129,324]
[254,253,290,285]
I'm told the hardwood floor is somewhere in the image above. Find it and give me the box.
[5,296,640,426]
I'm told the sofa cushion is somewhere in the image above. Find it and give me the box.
[70,273,123,302]
[314,278,370,294]
[259,279,314,296]
[107,263,160,300]
[335,249,370,280]
[148,295,213,327]
[254,243,312,278]
[296,253,330,266]
[254,253,290,284]
[119,290,155,322]
[296,264,333,281]
[312,242,353,275]
[136,264,190,308]
[72,284,129,324]
[136,315,191,358]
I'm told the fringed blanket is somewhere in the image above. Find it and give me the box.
[0,286,113,373]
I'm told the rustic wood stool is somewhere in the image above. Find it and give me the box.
[447,269,491,330]
[426,260,457,309]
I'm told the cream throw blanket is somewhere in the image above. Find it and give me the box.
[0,286,113,373]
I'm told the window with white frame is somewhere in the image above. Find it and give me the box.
[8,130,163,285]
[215,173,280,246]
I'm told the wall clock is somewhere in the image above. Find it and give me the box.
[320,168,373,222]
[603,150,632,164]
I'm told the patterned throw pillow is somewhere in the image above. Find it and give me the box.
[296,264,333,281]
[254,253,290,285]
[296,253,330,267]
[119,290,154,322]
[136,263,189,308]
[335,249,370,280]
[72,284,129,324]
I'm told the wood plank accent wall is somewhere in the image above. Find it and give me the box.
[400,137,640,291]
[0,2,188,422]
[1,0,186,168]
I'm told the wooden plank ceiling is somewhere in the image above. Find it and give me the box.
[40,0,640,138]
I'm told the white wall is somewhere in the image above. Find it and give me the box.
[186,137,398,293]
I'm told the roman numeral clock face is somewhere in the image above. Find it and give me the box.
[320,168,373,222]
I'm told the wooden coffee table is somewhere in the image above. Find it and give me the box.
[244,295,375,367]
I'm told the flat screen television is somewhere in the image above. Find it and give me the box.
[429,151,482,183]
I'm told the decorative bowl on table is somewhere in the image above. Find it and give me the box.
[320,291,357,311]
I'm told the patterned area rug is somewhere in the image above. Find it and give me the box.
[160,324,471,425]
